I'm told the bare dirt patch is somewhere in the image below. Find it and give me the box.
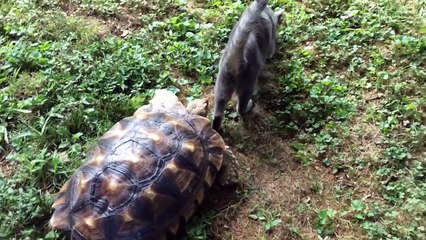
[57,0,181,38]
[79,16,112,38]
[0,146,17,178]
[73,12,140,39]
[198,134,367,239]
[57,1,143,38]
[190,88,367,239]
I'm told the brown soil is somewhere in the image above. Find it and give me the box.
[58,1,143,38]
[0,146,17,178]
[58,0,181,39]
[188,88,367,240]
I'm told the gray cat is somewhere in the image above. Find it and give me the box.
[212,0,283,134]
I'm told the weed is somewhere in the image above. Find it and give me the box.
[249,204,282,233]
[314,209,337,237]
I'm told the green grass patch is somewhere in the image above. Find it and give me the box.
[0,0,425,239]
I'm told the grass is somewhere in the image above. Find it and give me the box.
[0,0,425,239]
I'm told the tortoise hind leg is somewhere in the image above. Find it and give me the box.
[215,146,239,187]
[174,231,187,240]
[164,216,188,240]
[169,229,186,240]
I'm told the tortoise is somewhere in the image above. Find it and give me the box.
[49,89,238,240]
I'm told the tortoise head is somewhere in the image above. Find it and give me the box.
[134,89,188,116]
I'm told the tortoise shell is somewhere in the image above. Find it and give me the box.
[49,95,225,240]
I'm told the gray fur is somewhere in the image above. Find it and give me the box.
[212,0,283,133]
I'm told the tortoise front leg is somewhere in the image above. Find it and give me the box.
[215,146,239,187]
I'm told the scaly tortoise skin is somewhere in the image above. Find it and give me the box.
[49,89,234,240]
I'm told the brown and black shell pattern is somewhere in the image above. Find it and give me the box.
[49,108,225,240]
